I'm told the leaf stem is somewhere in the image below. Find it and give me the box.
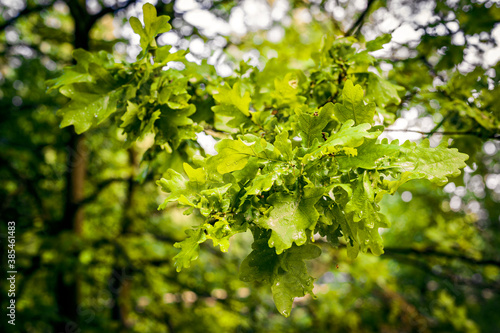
[383,128,500,140]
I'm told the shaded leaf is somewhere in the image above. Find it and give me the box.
[173,228,206,272]
[334,80,376,125]
[259,184,324,254]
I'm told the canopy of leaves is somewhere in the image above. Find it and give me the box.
[1,0,499,331]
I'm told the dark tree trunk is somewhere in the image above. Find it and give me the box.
[54,1,91,331]
[110,148,138,331]
[55,132,86,332]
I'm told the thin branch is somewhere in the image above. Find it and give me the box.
[317,62,346,109]
[319,241,500,268]
[345,0,377,36]
[387,255,500,291]
[383,128,500,140]
[0,156,46,217]
[426,112,451,138]
[320,241,500,289]
[383,247,500,268]
[418,55,445,81]
[89,0,139,26]
[0,2,55,31]
[203,126,229,139]
[317,94,336,109]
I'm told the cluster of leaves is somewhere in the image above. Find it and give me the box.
[51,4,469,316]
[47,4,205,154]
[159,82,468,315]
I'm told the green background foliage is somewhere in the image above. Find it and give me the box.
[1,0,499,332]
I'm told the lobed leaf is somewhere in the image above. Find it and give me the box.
[258,183,324,254]
[240,240,321,317]
[295,103,334,147]
[334,80,376,125]
[173,228,206,272]
[130,3,171,58]
[338,139,469,187]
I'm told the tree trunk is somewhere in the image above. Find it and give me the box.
[54,1,90,331]
[110,148,138,331]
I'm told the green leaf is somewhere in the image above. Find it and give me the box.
[210,139,256,174]
[212,82,252,131]
[258,183,324,254]
[239,238,279,284]
[199,184,232,216]
[365,73,402,107]
[366,34,392,52]
[240,240,321,317]
[88,63,115,88]
[58,83,122,134]
[349,215,386,257]
[157,169,198,209]
[130,3,171,58]
[213,82,251,116]
[155,105,199,149]
[183,163,206,186]
[52,50,127,134]
[173,228,207,272]
[274,130,294,161]
[245,172,279,196]
[271,244,321,317]
[205,218,246,252]
[46,49,113,92]
[338,139,469,187]
[317,222,342,247]
[334,80,375,125]
[323,120,380,148]
[210,136,279,174]
[463,104,500,131]
[121,101,141,128]
[326,202,386,259]
[143,3,171,36]
[326,205,359,259]
[140,110,161,140]
[271,72,306,108]
[304,120,380,161]
[295,103,334,147]
[345,175,380,228]
[156,45,186,64]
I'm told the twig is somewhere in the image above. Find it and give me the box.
[0,156,46,218]
[319,241,500,268]
[345,0,377,36]
[388,255,500,290]
[0,2,55,31]
[382,128,500,140]
[203,126,229,139]
[426,112,451,138]
[383,247,500,268]
[88,0,139,27]
[317,95,336,109]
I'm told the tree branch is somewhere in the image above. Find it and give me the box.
[383,247,500,268]
[383,128,500,140]
[387,255,500,290]
[317,93,337,109]
[89,0,139,26]
[345,0,377,36]
[319,241,500,268]
[320,241,500,289]
[0,2,55,32]
[0,156,46,218]
[202,126,229,139]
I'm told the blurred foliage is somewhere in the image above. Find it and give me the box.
[0,0,499,332]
